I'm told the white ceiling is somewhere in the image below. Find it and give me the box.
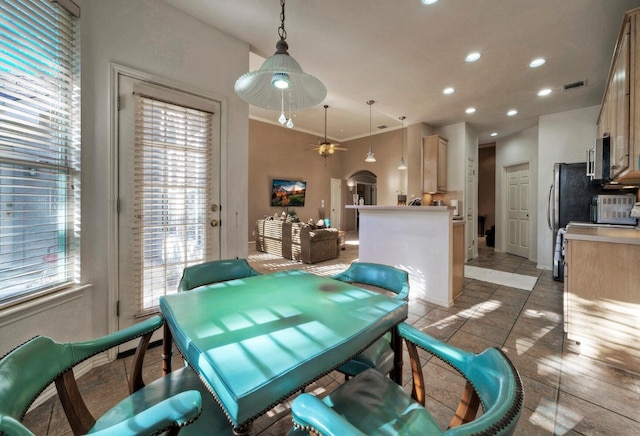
[162,0,640,144]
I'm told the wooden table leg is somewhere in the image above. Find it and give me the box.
[162,322,173,376]
[390,325,403,384]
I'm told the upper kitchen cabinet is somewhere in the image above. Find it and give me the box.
[423,134,447,193]
[598,9,640,184]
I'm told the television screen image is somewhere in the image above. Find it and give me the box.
[271,179,306,207]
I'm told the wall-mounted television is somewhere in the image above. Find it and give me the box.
[271,179,306,207]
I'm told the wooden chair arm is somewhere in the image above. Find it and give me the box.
[55,327,156,434]
[448,381,482,428]
[129,328,154,393]
[55,370,96,434]
[404,339,425,405]
[404,337,482,429]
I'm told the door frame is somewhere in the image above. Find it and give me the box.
[330,178,342,230]
[500,160,532,258]
[108,63,227,356]
[466,156,476,260]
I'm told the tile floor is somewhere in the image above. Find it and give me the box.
[22,234,640,435]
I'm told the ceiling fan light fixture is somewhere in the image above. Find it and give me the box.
[318,105,338,160]
[234,0,326,118]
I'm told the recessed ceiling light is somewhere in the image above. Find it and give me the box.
[507,109,518,116]
[538,88,552,96]
[529,58,546,68]
[443,87,455,95]
[465,52,481,62]
[422,0,439,4]
[466,107,476,114]
[490,132,498,137]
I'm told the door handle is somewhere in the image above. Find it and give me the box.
[547,184,553,231]
[210,219,219,227]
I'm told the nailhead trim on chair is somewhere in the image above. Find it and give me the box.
[3,319,162,421]
[292,343,525,436]
[408,339,525,436]
[171,325,401,430]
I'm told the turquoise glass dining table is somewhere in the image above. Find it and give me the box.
[159,269,408,434]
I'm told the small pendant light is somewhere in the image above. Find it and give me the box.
[365,100,376,163]
[398,116,407,170]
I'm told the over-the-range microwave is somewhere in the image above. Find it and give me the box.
[587,136,610,182]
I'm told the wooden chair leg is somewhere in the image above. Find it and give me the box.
[405,340,425,406]
[448,381,481,428]
[55,370,96,434]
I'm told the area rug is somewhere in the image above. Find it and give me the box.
[464,265,537,291]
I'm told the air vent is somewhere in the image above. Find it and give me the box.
[377,125,388,130]
[562,80,587,91]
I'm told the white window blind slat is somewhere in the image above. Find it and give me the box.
[0,0,80,306]
[132,94,213,313]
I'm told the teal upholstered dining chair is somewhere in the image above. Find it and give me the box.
[332,262,410,378]
[177,258,261,292]
[290,322,524,436]
[0,316,232,436]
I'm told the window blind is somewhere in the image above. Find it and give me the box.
[133,94,213,313]
[0,0,80,305]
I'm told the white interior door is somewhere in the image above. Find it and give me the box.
[330,178,342,230]
[506,163,530,258]
[466,157,475,260]
[117,74,221,336]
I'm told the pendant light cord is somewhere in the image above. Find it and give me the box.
[400,116,405,157]
[278,0,287,41]
[368,100,374,148]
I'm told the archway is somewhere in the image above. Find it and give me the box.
[345,170,377,231]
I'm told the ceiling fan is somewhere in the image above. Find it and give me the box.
[310,105,347,162]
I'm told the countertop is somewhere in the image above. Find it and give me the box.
[346,205,465,223]
[346,205,452,211]
[565,225,640,245]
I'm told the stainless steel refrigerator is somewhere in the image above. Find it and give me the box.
[547,162,605,281]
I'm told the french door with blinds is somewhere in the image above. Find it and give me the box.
[117,75,221,331]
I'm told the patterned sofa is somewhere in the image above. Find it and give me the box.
[255,219,340,264]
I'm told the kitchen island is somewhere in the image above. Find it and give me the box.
[564,225,640,373]
[348,205,464,307]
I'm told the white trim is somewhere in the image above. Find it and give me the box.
[501,159,533,258]
[108,63,228,336]
[0,284,91,328]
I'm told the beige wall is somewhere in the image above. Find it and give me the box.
[248,119,425,238]
[248,120,345,239]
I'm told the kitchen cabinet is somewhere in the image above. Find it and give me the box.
[423,134,447,193]
[597,9,640,184]
[564,226,640,373]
